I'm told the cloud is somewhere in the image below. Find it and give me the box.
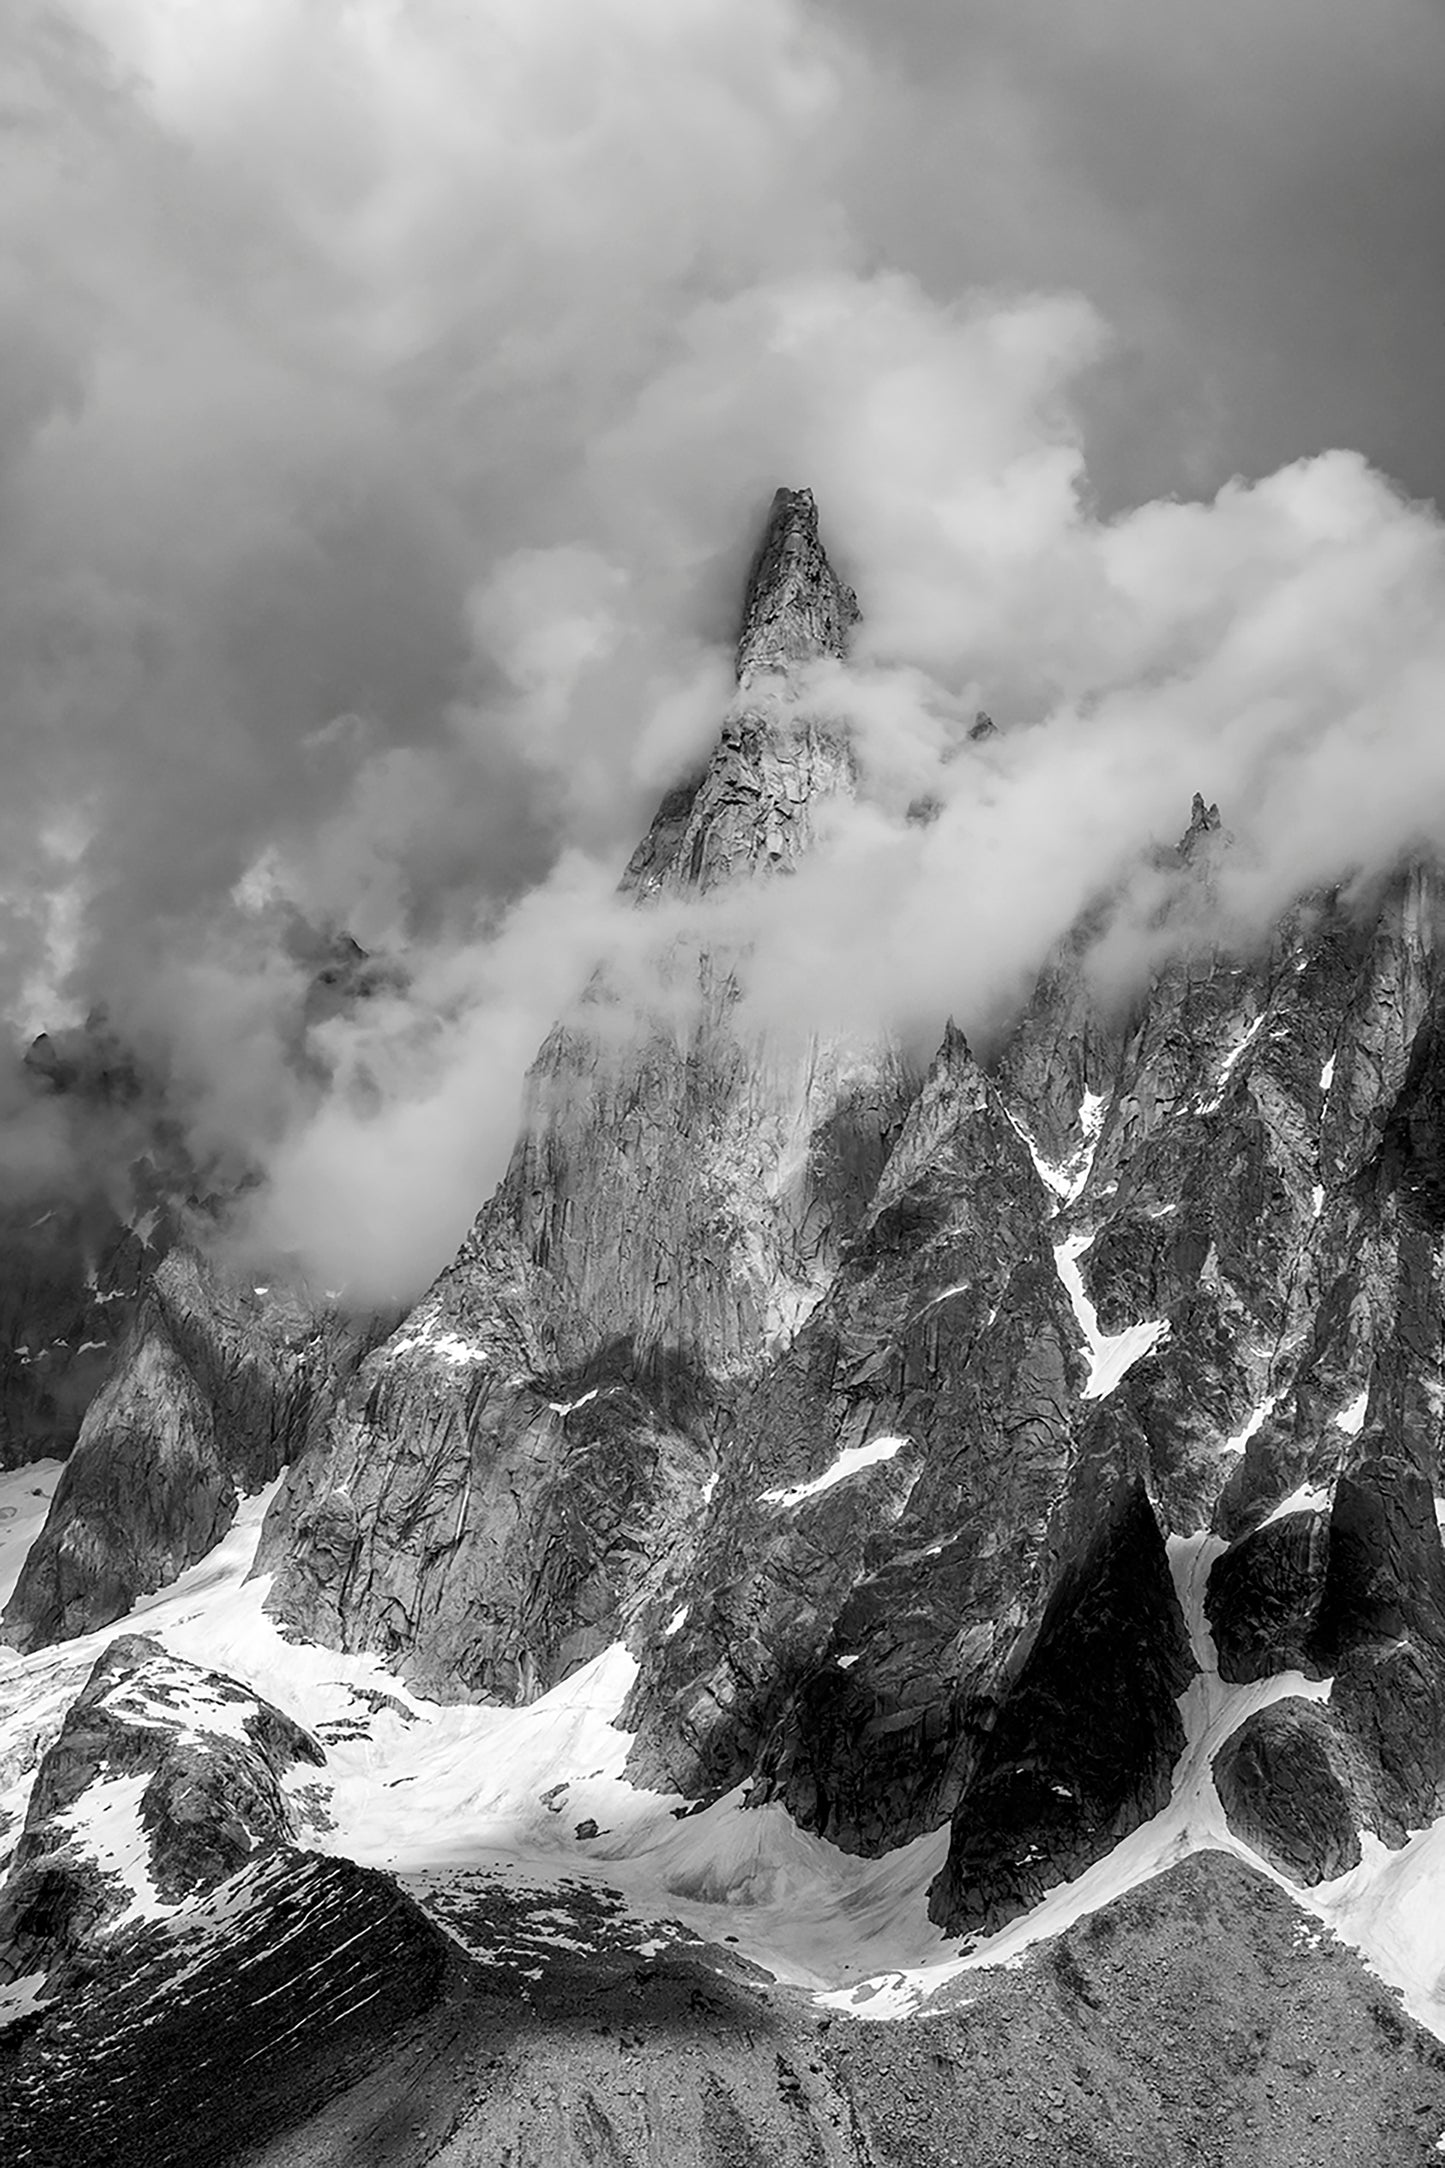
[827,0,1445,511]
[3,0,1445,1299]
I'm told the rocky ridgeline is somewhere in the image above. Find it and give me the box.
[0,1634,324,1996]
[3,485,1445,2043]
[5,1850,1445,2166]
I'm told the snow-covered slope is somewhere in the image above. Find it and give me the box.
[4,1484,1445,2048]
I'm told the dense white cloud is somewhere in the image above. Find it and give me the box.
[4,0,1445,1297]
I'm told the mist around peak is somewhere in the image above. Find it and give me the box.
[3,1,1444,1302]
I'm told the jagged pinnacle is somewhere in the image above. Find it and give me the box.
[734,487,860,686]
[1180,792,1222,857]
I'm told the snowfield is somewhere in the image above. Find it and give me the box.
[3,1464,1445,2037]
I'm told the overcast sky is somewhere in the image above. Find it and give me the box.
[5,0,1445,1292]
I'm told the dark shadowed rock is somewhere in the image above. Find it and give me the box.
[1206,1509,1331,1683]
[926,1480,1194,1938]
[1213,1698,1367,1883]
[622,1023,1084,1852]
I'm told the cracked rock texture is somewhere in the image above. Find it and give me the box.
[3,1252,377,1653]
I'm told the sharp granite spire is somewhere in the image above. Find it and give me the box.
[623,486,862,899]
[734,486,860,686]
[239,483,915,1702]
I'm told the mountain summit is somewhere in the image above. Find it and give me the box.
[735,484,860,684]
[5,494,1445,2163]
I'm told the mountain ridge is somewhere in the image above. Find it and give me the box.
[3,486,1445,2161]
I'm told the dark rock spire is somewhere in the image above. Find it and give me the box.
[734,487,860,686]
[1182,791,1222,851]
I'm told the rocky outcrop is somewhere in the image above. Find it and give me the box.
[0,1633,323,1992]
[2,1250,373,1652]
[733,484,860,687]
[0,929,397,1486]
[0,1021,178,1472]
[0,1199,155,1475]
[1206,1510,1331,1683]
[1213,1698,1368,1883]
[258,487,916,1703]
[0,1849,452,2168]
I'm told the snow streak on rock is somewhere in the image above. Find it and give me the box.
[1053,1233,1169,1401]
[759,1437,908,1508]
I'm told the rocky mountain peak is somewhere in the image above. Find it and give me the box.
[622,489,863,900]
[1181,789,1222,852]
[733,485,860,686]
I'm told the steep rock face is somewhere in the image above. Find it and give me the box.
[3,1252,372,1652]
[0,1633,323,1992]
[622,1025,1097,1854]
[734,483,860,686]
[0,925,397,1481]
[0,1202,157,1476]
[1206,1509,1331,1683]
[943,852,1445,1920]
[926,1480,1193,1937]
[259,487,917,1703]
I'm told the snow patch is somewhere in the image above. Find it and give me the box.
[1335,1389,1369,1436]
[1004,1112,1072,1202]
[0,1971,50,2026]
[662,1605,689,1639]
[916,1284,969,1317]
[1004,1088,1106,1211]
[1053,1234,1169,1401]
[53,1770,179,1928]
[1320,1053,1336,1092]
[548,1387,606,1418]
[0,1459,64,1611]
[760,1437,907,1509]
[389,1319,487,1367]
[1258,1483,1331,1529]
